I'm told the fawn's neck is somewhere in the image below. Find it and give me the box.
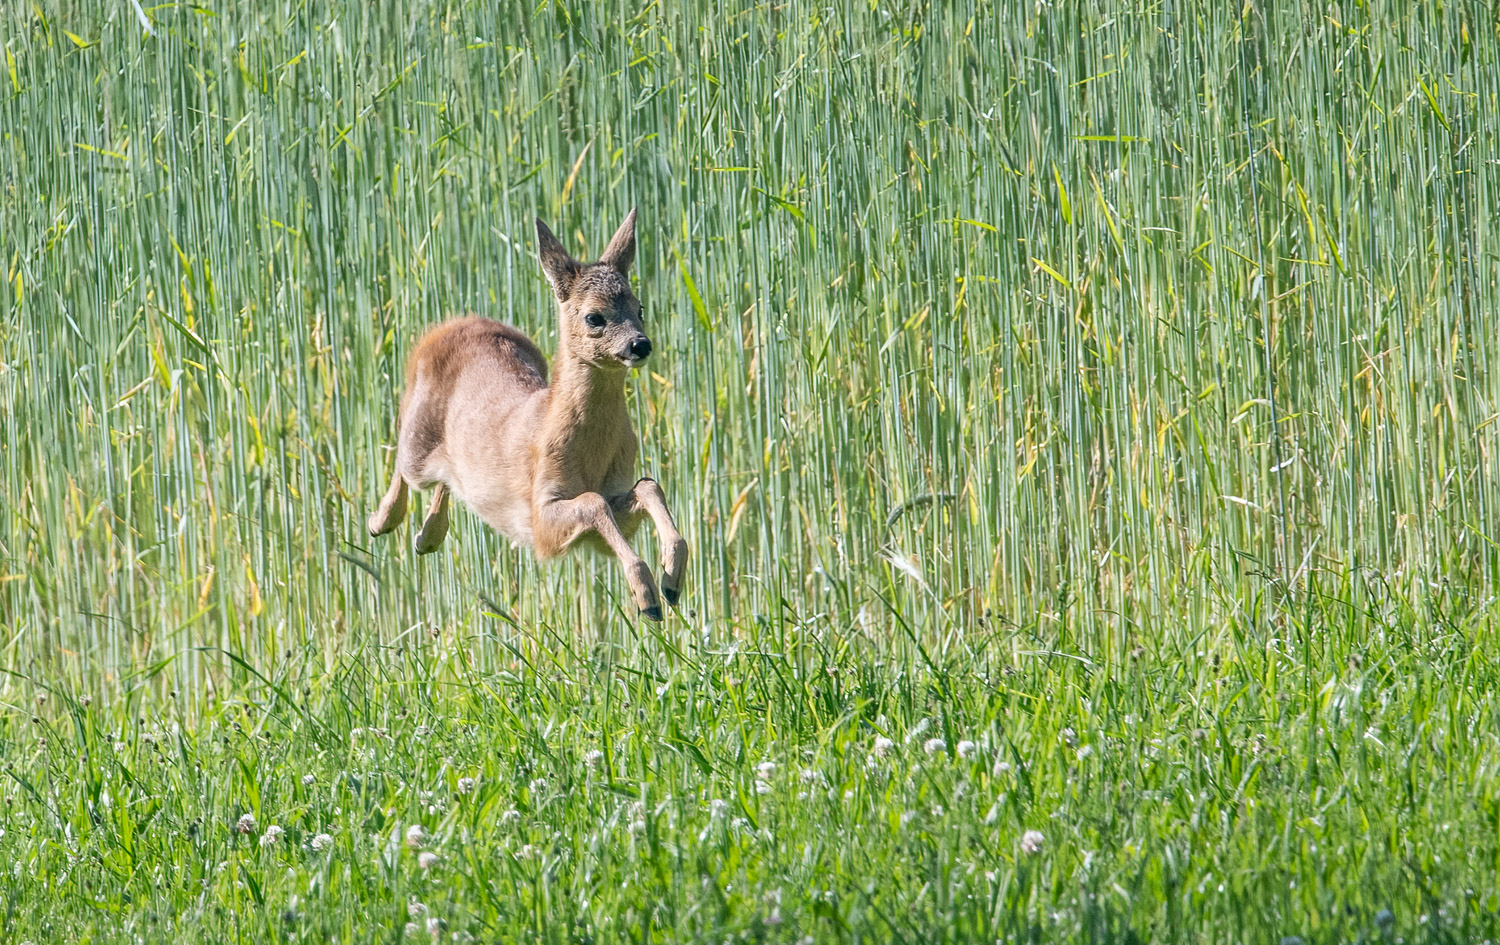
[545,351,628,435]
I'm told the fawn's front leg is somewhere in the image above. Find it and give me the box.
[533,492,663,621]
[610,478,688,607]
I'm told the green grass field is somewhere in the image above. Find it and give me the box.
[2,1,1498,941]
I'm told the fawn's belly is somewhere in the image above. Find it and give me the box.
[469,490,535,549]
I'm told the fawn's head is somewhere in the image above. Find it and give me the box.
[536,211,650,371]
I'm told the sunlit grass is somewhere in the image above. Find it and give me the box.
[0,0,1496,941]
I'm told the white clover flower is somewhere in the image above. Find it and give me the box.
[408,901,428,918]
[800,768,820,784]
[1075,745,1094,760]
[236,813,258,835]
[456,777,476,795]
[405,923,420,937]
[500,809,521,828]
[417,851,440,870]
[709,798,730,816]
[873,736,895,756]
[301,774,316,786]
[992,759,1013,776]
[517,844,537,859]
[755,780,773,795]
[923,737,947,754]
[755,761,777,780]
[584,750,606,768]
[1020,829,1045,854]
[310,833,334,852]
[259,824,284,846]
[764,908,783,926]
[956,740,977,759]
[529,778,547,793]
[405,825,427,849]
[628,819,646,835]
[426,916,444,936]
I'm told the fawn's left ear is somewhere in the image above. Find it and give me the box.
[598,208,637,274]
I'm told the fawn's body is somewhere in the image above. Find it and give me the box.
[367,211,687,620]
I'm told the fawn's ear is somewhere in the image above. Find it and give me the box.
[536,218,579,300]
[598,208,637,274]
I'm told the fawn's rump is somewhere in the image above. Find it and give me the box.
[396,316,549,489]
[406,316,549,389]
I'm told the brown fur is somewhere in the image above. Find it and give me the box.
[368,210,688,619]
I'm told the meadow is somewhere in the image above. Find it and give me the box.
[1,0,1497,941]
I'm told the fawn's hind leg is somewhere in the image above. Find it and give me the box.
[413,484,451,554]
[368,464,409,537]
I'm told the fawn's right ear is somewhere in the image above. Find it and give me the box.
[536,218,579,300]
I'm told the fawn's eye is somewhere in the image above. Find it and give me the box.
[584,312,606,330]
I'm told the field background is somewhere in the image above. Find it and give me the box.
[2,0,1497,941]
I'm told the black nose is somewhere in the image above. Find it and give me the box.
[628,337,652,360]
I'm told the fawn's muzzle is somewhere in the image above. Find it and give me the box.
[627,337,652,361]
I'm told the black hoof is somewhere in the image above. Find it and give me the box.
[663,587,680,607]
[641,606,664,622]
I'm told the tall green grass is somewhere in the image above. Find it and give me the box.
[1,1,1497,941]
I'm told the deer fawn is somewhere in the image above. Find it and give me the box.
[367,210,687,621]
